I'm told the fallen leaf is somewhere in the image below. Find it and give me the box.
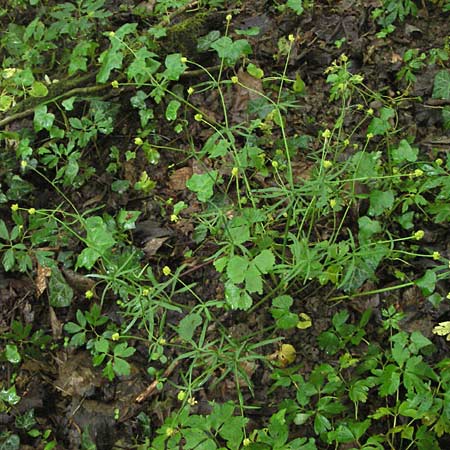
[35,264,51,297]
[168,167,193,191]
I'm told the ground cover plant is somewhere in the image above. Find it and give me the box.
[1,0,450,448]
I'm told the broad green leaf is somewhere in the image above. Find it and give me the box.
[272,295,293,309]
[5,344,21,364]
[29,81,48,97]
[293,73,306,93]
[416,269,436,296]
[211,37,252,66]
[432,70,450,100]
[113,356,131,376]
[0,94,13,111]
[245,265,263,294]
[225,281,252,310]
[95,338,109,354]
[367,107,394,135]
[252,249,275,274]
[97,48,124,83]
[186,170,218,202]
[286,0,304,15]
[358,216,381,245]
[391,139,418,164]
[0,219,9,240]
[34,105,55,132]
[227,255,249,284]
[48,268,73,307]
[368,189,394,216]
[163,53,186,81]
[64,322,83,334]
[2,248,15,271]
[178,313,202,341]
[76,247,101,270]
[114,342,136,358]
[247,63,264,79]
[84,216,116,253]
[165,100,181,121]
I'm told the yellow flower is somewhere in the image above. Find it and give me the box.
[340,54,348,62]
[231,75,239,84]
[85,290,94,299]
[134,137,143,146]
[170,214,178,222]
[226,13,232,22]
[111,80,119,88]
[323,160,333,169]
[366,108,374,116]
[27,208,36,215]
[21,160,28,168]
[243,438,251,446]
[187,397,198,406]
[231,167,239,177]
[413,230,424,240]
[447,292,450,300]
[177,391,186,401]
[142,288,149,296]
[181,56,188,63]
[194,113,203,121]
[322,129,331,139]
[329,199,337,208]
[414,169,424,177]
[187,87,194,95]
[111,332,120,341]
[433,251,441,260]
[11,203,19,212]
[366,133,374,140]
[165,427,175,437]
[288,34,295,42]
[162,266,171,276]
[343,139,350,147]
[271,160,279,168]
[436,158,443,166]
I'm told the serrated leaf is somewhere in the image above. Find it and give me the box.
[245,264,263,293]
[252,249,275,274]
[368,189,394,216]
[163,53,186,81]
[2,248,15,271]
[113,356,131,376]
[227,255,249,283]
[224,281,253,310]
[186,170,218,202]
[64,322,82,334]
[29,81,48,97]
[34,105,55,131]
[165,99,181,121]
[391,139,418,164]
[416,269,436,296]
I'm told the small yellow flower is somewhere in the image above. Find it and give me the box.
[323,160,333,169]
[436,158,443,166]
[181,56,188,63]
[187,87,194,95]
[170,214,178,222]
[85,290,94,299]
[243,438,251,446]
[27,207,36,215]
[111,80,119,88]
[366,108,374,116]
[111,332,120,341]
[340,54,348,62]
[322,129,331,139]
[226,13,232,22]
[194,113,203,121]
[134,137,143,146]
[11,203,19,212]
[433,251,441,260]
[108,31,115,38]
[288,34,295,42]
[343,138,350,147]
[447,292,450,300]
[231,75,239,84]
[356,103,364,110]
[271,160,279,168]
[142,288,149,296]
[414,169,424,177]
[165,427,175,437]
[177,391,186,401]
[21,160,28,168]
[231,167,239,177]
[162,266,171,276]
[159,337,166,345]
[366,132,374,140]
[413,230,425,240]
[187,397,198,406]
[329,199,337,208]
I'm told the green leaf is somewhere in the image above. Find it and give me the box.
[391,139,418,164]
[358,216,381,245]
[0,219,9,240]
[293,73,306,93]
[227,255,249,284]
[76,247,101,269]
[367,107,395,135]
[432,70,450,100]
[48,268,73,307]
[211,37,252,66]
[85,216,116,253]
[225,281,253,310]
[178,313,202,341]
[378,365,401,396]
[165,100,181,121]
[2,248,15,271]
[34,105,55,132]
[97,48,124,83]
[314,413,331,434]
[186,170,218,202]
[247,63,264,79]
[272,295,293,309]
[368,190,394,216]
[95,338,109,354]
[114,342,136,358]
[163,53,186,81]
[64,322,82,334]
[29,81,48,97]
[286,0,304,15]
[113,356,131,376]
[416,270,436,296]
[252,249,275,274]
[245,265,263,294]
[5,344,21,364]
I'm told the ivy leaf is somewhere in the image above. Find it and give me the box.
[416,269,436,296]
[34,105,55,131]
[48,268,73,307]
[368,190,394,216]
[97,48,124,83]
[211,37,252,66]
[29,81,48,97]
[162,53,186,81]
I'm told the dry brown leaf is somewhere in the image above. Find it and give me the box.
[143,237,169,257]
[35,264,51,297]
[49,306,63,340]
[168,167,193,191]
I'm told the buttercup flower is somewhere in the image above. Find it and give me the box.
[85,290,94,299]
[433,251,441,260]
[187,87,194,95]
[134,137,143,146]
[112,332,120,341]
[111,80,119,88]
[323,160,333,169]
[231,76,239,84]
[322,129,331,139]
[162,266,171,276]
[194,113,203,121]
[413,230,424,240]
[11,204,19,212]
[27,208,36,215]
